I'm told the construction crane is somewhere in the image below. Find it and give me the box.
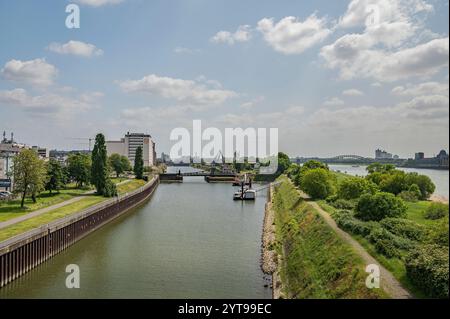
[67,137,94,151]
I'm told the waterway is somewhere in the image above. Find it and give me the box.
[329,164,449,200]
[0,167,271,298]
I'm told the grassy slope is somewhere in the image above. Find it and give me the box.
[317,199,436,298]
[273,176,384,298]
[0,179,148,242]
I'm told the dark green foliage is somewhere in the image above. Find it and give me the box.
[134,146,144,179]
[330,199,356,210]
[91,133,115,197]
[380,218,427,242]
[67,153,91,188]
[429,217,449,247]
[109,153,131,177]
[405,245,449,298]
[333,210,375,237]
[366,163,395,174]
[45,159,64,193]
[355,192,407,221]
[424,202,449,220]
[405,173,435,200]
[277,152,291,174]
[368,227,414,257]
[300,168,335,199]
[338,177,378,200]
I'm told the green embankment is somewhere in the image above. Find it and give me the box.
[0,179,147,242]
[273,176,384,298]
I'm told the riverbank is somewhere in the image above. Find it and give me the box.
[269,176,386,299]
[261,184,281,299]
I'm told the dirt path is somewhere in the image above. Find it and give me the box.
[0,180,132,230]
[290,181,412,299]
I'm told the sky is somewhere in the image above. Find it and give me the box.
[0,0,448,158]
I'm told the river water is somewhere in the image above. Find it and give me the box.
[329,164,449,200]
[0,167,271,299]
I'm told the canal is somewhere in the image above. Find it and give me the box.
[0,167,271,298]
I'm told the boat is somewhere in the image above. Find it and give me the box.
[233,189,256,200]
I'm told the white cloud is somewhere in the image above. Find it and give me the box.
[321,36,449,82]
[257,15,332,54]
[118,74,237,105]
[47,40,104,57]
[392,82,449,97]
[240,96,265,109]
[323,97,344,106]
[1,58,58,87]
[343,89,364,96]
[0,88,102,115]
[211,25,252,45]
[75,0,123,7]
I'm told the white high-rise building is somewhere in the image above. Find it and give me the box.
[106,132,156,167]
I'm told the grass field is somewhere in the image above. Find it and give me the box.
[273,176,385,298]
[0,178,149,242]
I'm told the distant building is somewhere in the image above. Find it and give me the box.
[0,131,26,190]
[106,132,156,167]
[406,150,449,169]
[32,146,49,160]
[415,152,425,160]
[375,149,393,159]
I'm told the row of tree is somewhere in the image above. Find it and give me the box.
[12,133,146,208]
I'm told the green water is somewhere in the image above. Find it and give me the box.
[0,172,271,298]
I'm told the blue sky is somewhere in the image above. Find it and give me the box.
[0,0,449,158]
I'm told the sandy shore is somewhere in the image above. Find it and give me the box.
[430,194,449,204]
[261,184,283,299]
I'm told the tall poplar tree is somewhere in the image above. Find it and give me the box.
[134,146,144,180]
[91,133,108,195]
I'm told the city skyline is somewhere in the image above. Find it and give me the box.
[0,0,449,158]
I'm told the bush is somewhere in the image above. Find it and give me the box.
[355,192,407,221]
[424,202,449,220]
[405,245,449,298]
[337,177,378,200]
[368,227,414,256]
[429,216,449,246]
[380,218,427,242]
[299,168,335,199]
[330,198,356,210]
[397,190,419,202]
[333,210,375,237]
[405,173,435,200]
[102,179,117,197]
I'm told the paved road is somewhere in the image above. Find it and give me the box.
[290,180,413,299]
[0,180,131,230]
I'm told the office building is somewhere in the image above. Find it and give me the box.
[106,132,156,167]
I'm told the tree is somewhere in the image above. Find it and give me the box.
[109,153,131,177]
[134,146,144,179]
[12,149,46,208]
[300,168,335,199]
[366,163,395,174]
[355,192,407,221]
[67,153,91,188]
[91,133,109,195]
[405,173,435,200]
[338,177,378,200]
[277,152,291,175]
[379,170,407,195]
[45,159,64,194]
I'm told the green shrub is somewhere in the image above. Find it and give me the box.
[330,199,356,210]
[380,218,427,242]
[424,202,449,220]
[333,210,375,237]
[355,192,407,221]
[397,190,420,202]
[299,168,335,199]
[337,177,378,200]
[102,179,117,197]
[368,227,414,256]
[429,216,449,247]
[405,245,449,299]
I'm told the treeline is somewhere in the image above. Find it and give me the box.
[11,133,147,208]
[281,158,448,298]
